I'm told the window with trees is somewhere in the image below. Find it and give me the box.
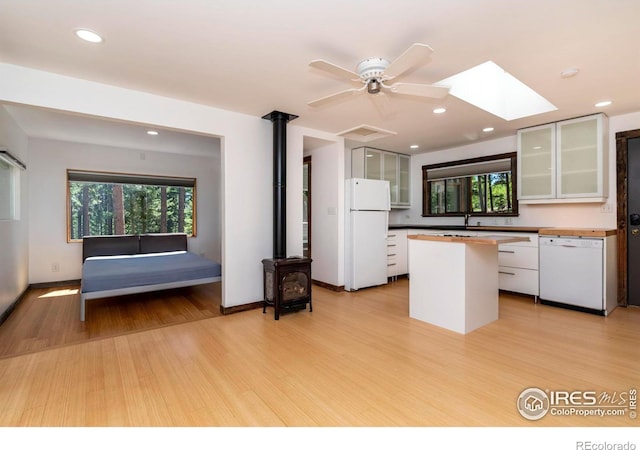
[67,169,196,241]
[422,152,518,217]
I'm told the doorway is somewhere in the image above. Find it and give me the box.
[303,156,311,258]
[616,129,640,306]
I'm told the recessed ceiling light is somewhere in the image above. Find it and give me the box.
[410,144,419,149]
[147,130,159,136]
[433,107,446,114]
[560,68,579,78]
[75,28,103,43]
[595,100,612,107]
[482,127,494,133]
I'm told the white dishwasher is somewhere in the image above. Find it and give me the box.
[539,236,605,313]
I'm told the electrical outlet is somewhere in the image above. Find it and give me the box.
[51,262,60,272]
[600,203,613,213]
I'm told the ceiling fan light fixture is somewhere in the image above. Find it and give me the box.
[308,43,448,107]
[367,79,381,94]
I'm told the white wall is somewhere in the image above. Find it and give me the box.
[390,111,640,229]
[0,106,29,317]
[27,137,220,283]
[299,128,346,287]
[0,63,282,309]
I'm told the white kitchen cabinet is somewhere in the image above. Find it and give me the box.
[401,228,538,298]
[494,232,539,298]
[517,113,607,203]
[352,147,410,208]
[387,229,408,278]
[398,154,410,207]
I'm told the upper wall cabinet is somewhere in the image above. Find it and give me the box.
[517,113,608,203]
[352,147,410,208]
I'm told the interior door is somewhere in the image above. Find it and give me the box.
[627,137,640,306]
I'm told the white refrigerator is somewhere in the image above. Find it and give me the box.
[345,178,391,291]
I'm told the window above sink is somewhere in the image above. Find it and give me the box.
[422,152,518,217]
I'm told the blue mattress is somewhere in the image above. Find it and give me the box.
[82,251,221,294]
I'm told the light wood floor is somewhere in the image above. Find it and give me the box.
[0,282,222,359]
[0,279,638,426]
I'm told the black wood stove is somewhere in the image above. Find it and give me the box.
[261,111,312,320]
[262,256,312,320]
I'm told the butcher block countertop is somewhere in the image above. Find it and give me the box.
[408,234,531,245]
[538,228,617,237]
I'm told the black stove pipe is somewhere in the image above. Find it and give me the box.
[262,110,298,259]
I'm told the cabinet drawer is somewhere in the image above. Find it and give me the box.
[498,246,538,269]
[499,267,539,296]
[387,255,398,277]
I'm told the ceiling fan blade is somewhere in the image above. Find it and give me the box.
[308,87,363,107]
[309,60,360,81]
[388,82,450,99]
[384,43,434,79]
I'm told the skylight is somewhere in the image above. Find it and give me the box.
[437,61,557,121]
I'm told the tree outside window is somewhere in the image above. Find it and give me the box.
[423,152,518,217]
[67,170,195,240]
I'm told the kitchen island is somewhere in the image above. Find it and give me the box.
[408,234,530,334]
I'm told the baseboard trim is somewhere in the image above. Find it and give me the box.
[220,301,263,315]
[0,286,30,326]
[29,279,81,289]
[312,280,344,292]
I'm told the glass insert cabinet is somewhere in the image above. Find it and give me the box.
[352,147,411,208]
[517,113,607,203]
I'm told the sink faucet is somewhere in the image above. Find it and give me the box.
[464,213,471,227]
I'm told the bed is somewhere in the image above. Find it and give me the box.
[80,233,221,321]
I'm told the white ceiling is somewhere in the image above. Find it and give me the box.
[3,104,221,156]
[1,0,639,155]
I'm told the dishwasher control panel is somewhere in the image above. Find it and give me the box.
[539,237,603,249]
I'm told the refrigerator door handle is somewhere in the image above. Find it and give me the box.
[384,211,389,235]
[385,183,391,210]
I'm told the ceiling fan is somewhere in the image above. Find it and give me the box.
[307,43,450,107]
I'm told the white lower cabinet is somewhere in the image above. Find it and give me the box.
[394,228,540,298]
[387,229,408,277]
[495,232,539,298]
